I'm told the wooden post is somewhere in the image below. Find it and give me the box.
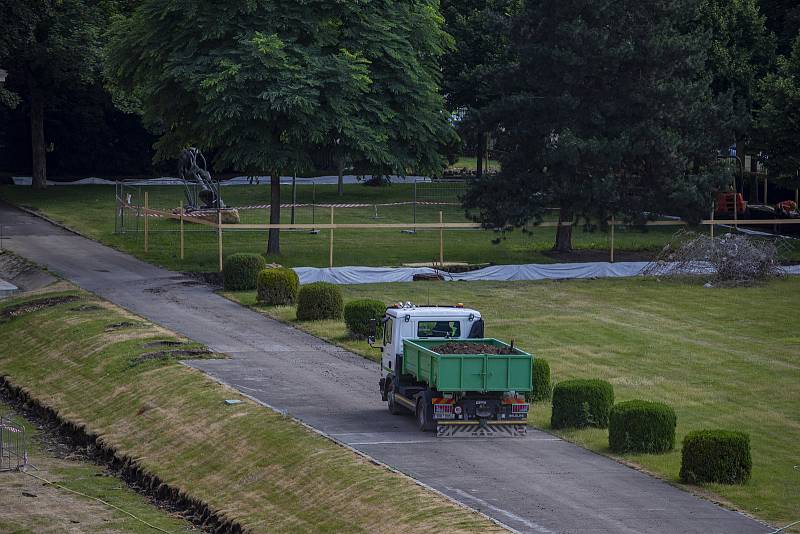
[710,202,715,238]
[179,201,184,260]
[439,211,444,266]
[143,191,149,254]
[218,210,223,272]
[329,206,335,268]
[610,215,615,263]
[795,188,798,206]
[764,176,768,205]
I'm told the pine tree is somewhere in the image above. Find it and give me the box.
[107,0,454,255]
[464,0,733,252]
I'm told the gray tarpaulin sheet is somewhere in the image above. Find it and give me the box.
[11,175,426,186]
[295,262,800,285]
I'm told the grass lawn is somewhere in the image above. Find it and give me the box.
[0,403,193,533]
[448,156,501,172]
[227,277,800,531]
[0,285,499,533]
[0,183,700,271]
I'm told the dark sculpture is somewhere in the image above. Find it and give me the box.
[177,148,224,210]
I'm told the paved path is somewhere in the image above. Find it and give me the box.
[0,201,770,534]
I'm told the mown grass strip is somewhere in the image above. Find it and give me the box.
[0,288,501,533]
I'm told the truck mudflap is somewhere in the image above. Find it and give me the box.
[436,420,527,438]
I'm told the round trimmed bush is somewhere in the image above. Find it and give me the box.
[296,282,344,321]
[680,430,751,484]
[608,400,676,453]
[550,379,614,429]
[256,268,299,305]
[223,253,268,290]
[344,299,386,338]
[526,358,552,402]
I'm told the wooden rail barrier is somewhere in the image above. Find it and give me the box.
[126,202,799,270]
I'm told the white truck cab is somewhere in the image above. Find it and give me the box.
[379,303,483,381]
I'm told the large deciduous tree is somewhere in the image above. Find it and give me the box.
[464,0,733,252]
[756,33,800,188]
[700,0,775,138]
[107,0,453,255]
[0,0,108,189]
[440,0,521,177]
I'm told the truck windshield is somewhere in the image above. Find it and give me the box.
[417,320,460,338]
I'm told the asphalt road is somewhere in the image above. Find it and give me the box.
[0,201,770,534]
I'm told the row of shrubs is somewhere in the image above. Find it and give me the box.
[226,255,751,485]
[224,254,386,329]
[546,378,751,484]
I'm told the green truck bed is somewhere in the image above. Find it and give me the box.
[402,338,533,393]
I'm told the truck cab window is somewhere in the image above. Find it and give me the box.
[417,320,460,338]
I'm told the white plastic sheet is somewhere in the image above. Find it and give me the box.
[11,175,427,186]
[294,261,799,285]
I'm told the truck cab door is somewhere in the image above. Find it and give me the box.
[381,316,396,379]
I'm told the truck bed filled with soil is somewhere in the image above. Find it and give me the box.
[431,342,514,355]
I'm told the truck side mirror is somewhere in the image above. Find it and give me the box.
[367,319,378,348]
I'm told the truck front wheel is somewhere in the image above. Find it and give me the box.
[416,399,435,432]
[387,382,403,415]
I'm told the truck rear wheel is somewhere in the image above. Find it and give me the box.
[387,382,404,415]
[416,399,435,432]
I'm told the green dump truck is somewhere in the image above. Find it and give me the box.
[373,303,533,437]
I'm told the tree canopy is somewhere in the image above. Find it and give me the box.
[0,0,111,188]
[107,0,454,254]
[440,0,521,176]
[464,0,733,251]
[700,0,776,138]
[756,33,800,187]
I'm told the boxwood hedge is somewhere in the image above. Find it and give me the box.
[608,400,676,453]
[551,379,614,429]
[680,430,751,484]
[296,282,344,321]
[344,299,386,338]
[526,358,552,402]
[223,253,268,291]
[256,268,299,305]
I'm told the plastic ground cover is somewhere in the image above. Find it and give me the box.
[294,262,800,285]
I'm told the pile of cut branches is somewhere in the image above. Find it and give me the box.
[643,231,786,286]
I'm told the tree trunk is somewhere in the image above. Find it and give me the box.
[337,158,344,196]
[553,206,573,252]
[475,131,485,179]
[30,89,47,190]
[267,172,281,255]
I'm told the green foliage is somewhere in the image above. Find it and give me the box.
[223,253,267,291]
[526,358,551,402]
[107,0,454,254]
[296,283,344,321]
[440,0,520,164]
[756,34,800,187]
[343,299,385,338]
[256,268,299,306]
[608,400,677,453]
[551,379,614,429]
[758,0,800,56]
[680,430,752,484]
[465,0,733,250]
[699,0,776,135]
[0,0,115,186]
